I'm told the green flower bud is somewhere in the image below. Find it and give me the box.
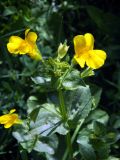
[57,42,69,59]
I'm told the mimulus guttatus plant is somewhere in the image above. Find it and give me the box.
[2,29,108,160]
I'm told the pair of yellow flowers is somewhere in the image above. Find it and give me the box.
[0,29,107,129]
[7,29,107,69]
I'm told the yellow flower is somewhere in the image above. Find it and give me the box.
[7,29,42,60]
[73,33,107,69]
[0,109,22,128]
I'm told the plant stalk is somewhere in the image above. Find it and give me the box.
[62,120,84,160]
[58,89,73,160]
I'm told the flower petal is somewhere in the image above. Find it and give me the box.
[19,41,30,54]
[26,31,37,43]
[7,36,24,54]
[15,119,22,124]
[0,115,10,124]
[84,33,94,50]
[74,55,86,68]
[28,45,42,60]
[86,50,107,69]
[10,109,16,114]
[73,35,86,56]
[4,121,14,128]
[25,29,30,36]
[9,36,23,44]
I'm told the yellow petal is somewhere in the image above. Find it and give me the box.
[28,45,42,60]
[7,36,24,54]
[7,43,19,54]
[19,41,30,54]
[25,28,30,36]
[74,55,85,68]
[84,33,94,50]
[73,35,86,56]
[4,121,14,128]
[15,119,22,124]
[0,115,10,124]
[10,109,16,114]
[26,32,37,43]
[86,50,107,69]
[9,36,23,44]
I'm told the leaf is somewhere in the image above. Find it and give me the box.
[30,107,41,122]
[27,96,40,114]
[86,109,109,124]
[90,85,102,109]
[31,76,51,85]
[29,103,68,136]
[34,135,58,155]
[106,156,119,160]
[13,131,58,155]
[3,6,17,16]
[62,69,83,90]
[65,85,92,123]
[91,139,110,159]
[13,131,37,152]
[93,121,106,136]
[77,136,96,160]
[81,68,94,78]
[31,76,53,92]
[34,140,54,154]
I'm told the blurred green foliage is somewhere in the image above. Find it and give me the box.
[0,0,120,160]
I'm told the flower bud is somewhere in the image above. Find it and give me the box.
[57,42,69,59]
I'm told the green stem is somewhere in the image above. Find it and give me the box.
[58,89,73,159]
[20,149,28,160]
[58,89,67,121]
[66,132,73,160]
[62,120,84,160]
[57,65,72,90]
[71,119,84,143]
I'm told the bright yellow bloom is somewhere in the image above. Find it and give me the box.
[73,33,107,69]
[7,29,42,60]
[0,109,22,128]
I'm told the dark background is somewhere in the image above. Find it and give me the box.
[0,0,120,159]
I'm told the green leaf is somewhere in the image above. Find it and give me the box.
[77,136,96,160]
[31,76,51,85]
[30,107,41,122]
[62,69,84,90]
[13,131,58,155]
[29,103,68,136]
[90,85,102,109]
[3,6,17,16]
[34,140,54,154]
[91,139,110,159]
[27,96,40,114]
[93,121,106,136]
[81,68,94,78]
[106,156,119,160]
[86,109,109,124]
[13,131,38,152]
[65,85,92,123]
[31,76,53,92]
